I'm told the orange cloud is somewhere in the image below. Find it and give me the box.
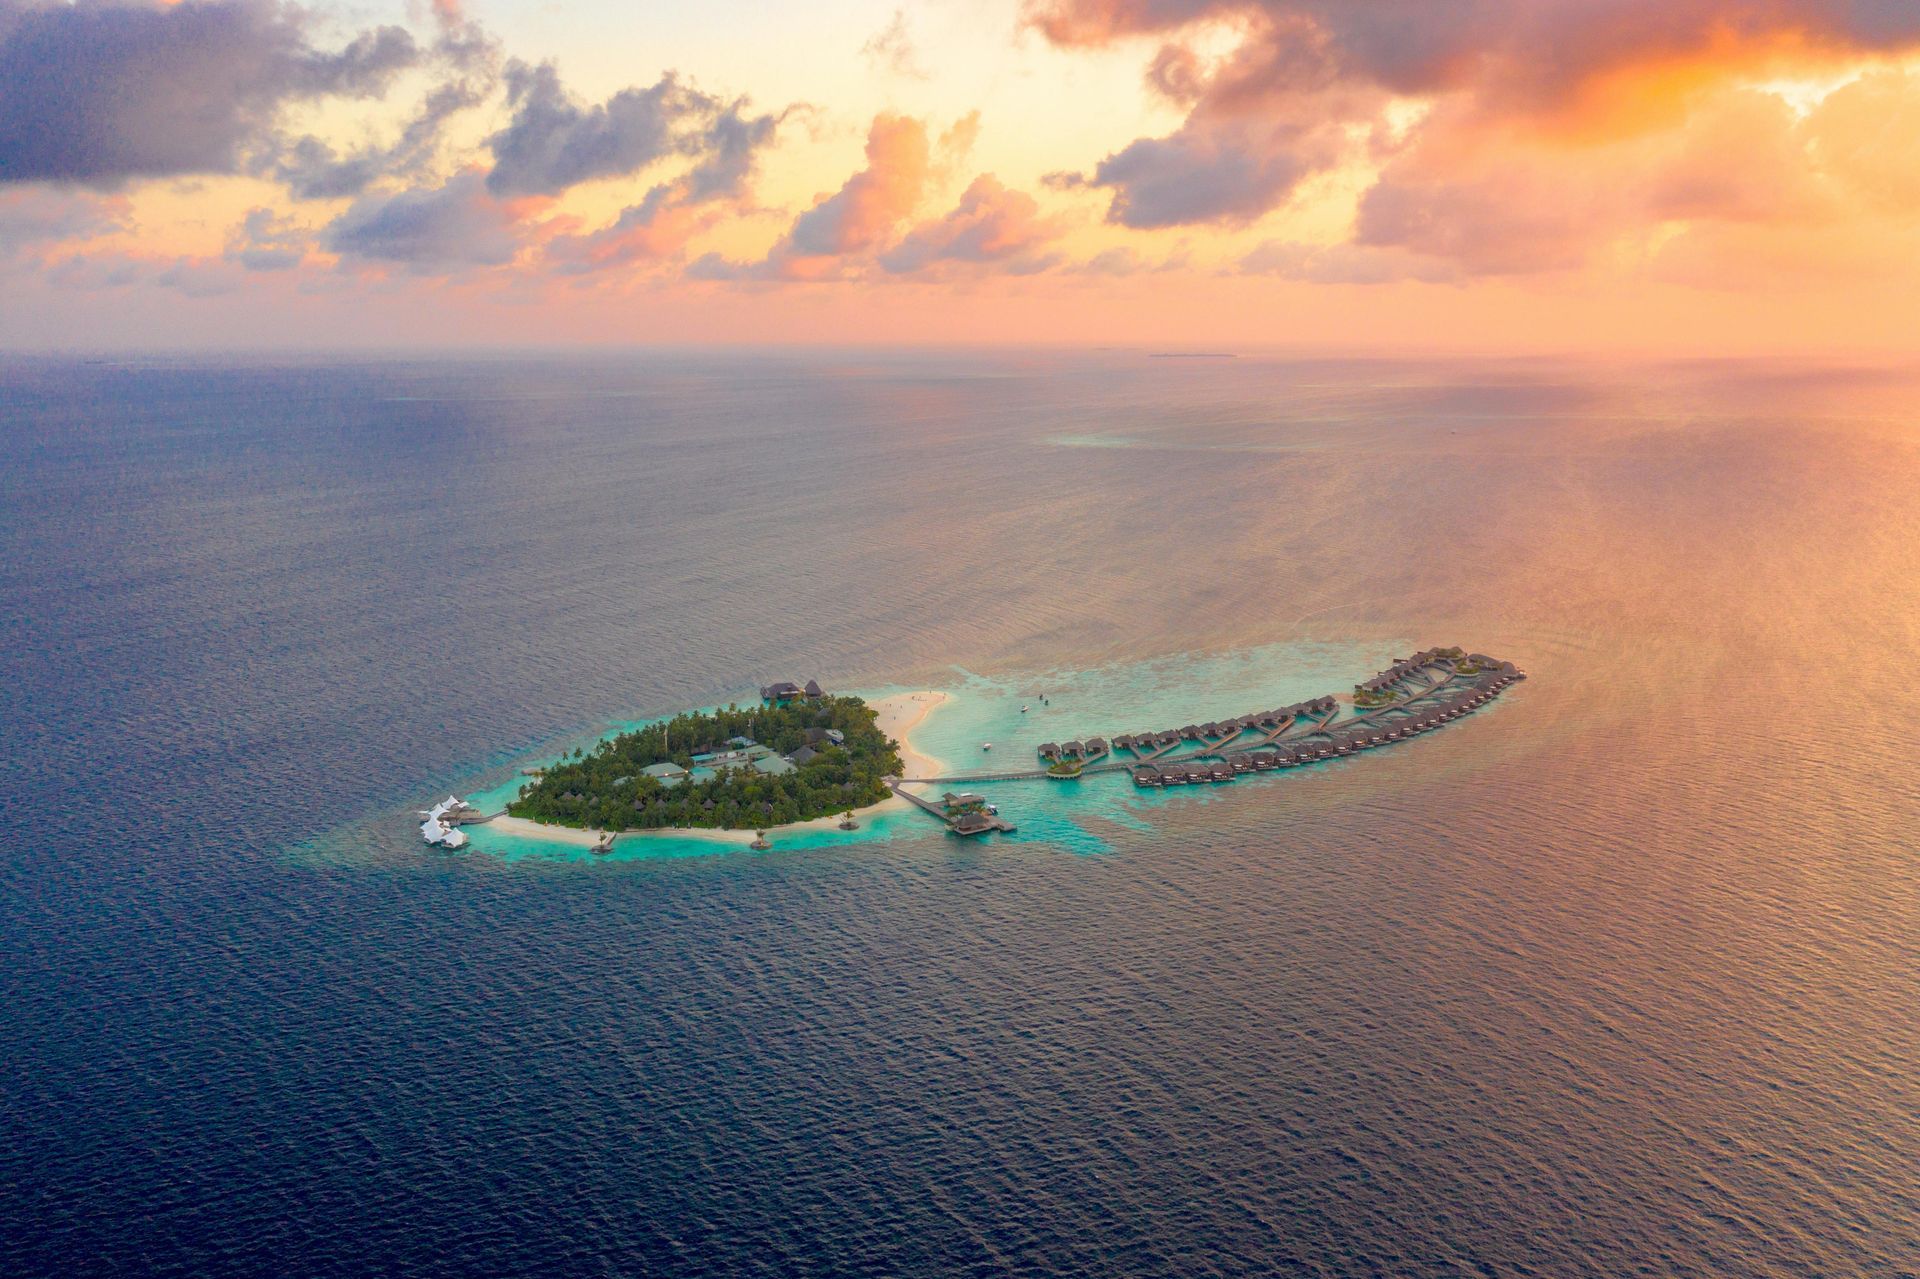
[881,175,1059,274]
[543,190,720,274]
[1803,67,1920,214]
[1031,0,1920,231]
[787,113,931,256]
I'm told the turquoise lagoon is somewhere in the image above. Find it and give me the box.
[451,638,1416,863]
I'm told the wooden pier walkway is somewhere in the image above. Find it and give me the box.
[889,782,1019,834]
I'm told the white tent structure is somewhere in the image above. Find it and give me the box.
[419,796,473,848]
[419,817,468,849]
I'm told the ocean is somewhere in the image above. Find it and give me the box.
[3,350,1915,1276]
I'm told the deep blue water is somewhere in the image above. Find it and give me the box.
[3,351,1916,1277]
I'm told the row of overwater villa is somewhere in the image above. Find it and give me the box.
[1130,661,1523,787]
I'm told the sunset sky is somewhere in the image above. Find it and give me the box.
[6,0,1920,350]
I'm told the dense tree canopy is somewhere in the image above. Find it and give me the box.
[508,696,902,831]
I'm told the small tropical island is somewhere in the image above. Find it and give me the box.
[507,682,902,834]
[431,648,1525,854]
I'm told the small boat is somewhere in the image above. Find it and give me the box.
[981,742,992,752]
[1021,704,1029,713]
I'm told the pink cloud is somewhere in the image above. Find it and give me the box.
[544,186,719,274]
[880,175,1058,274]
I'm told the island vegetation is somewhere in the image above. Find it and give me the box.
[508,695,902,832]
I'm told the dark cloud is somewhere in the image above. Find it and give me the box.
[227,207,308,272]
[269,4,502,200]
[323,172,526,269]
[487,61,765,197]
[0,0,421,187]
[271,136,388,202]
[1052,15,1380,227]
[1088,122,1331,227]
[271,77,494,199]
[0,187,126,256]
[534,89,782,277]
[685,251,747,282]
[683,102,782,203]
[1029,1,1920,101]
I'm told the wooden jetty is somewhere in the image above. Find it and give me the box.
[889,781,1017,837]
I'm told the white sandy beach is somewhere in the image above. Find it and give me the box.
[873,688,949,780]
[478,690,952,851]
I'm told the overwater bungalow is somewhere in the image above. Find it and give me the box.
[951,811,995,836]
[1132,765,1161,787]
[1062,740,1085,757]
[1037,742,1060,759]
[1086,737,1108,755]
